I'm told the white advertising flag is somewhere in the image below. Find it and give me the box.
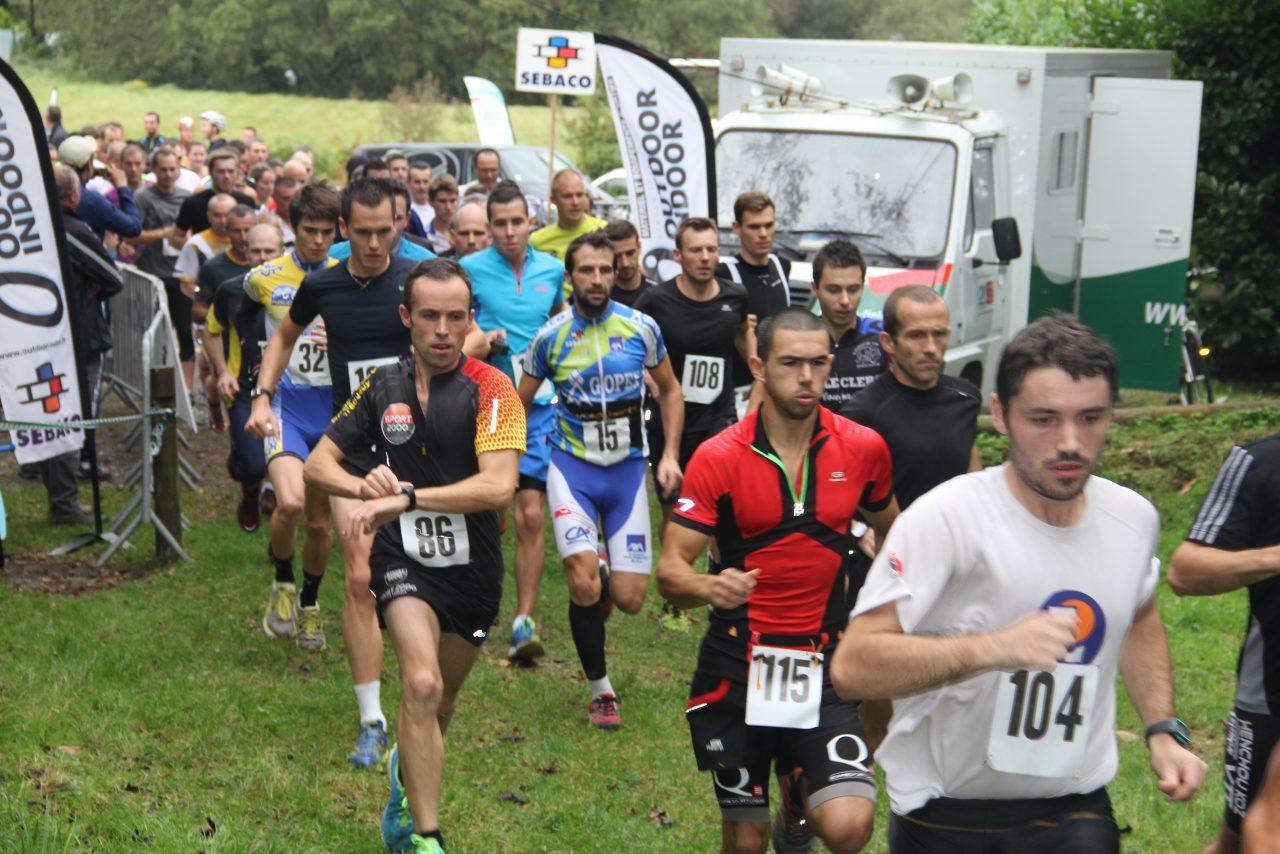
[463,76,516,146]
[596,34,717,283]
[515,28,597,97]
[0,59,85,463]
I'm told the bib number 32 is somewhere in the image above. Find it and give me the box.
[987,663,1098,777]
[745,645,822,730]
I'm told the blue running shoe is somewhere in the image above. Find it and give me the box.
[382,746,414,852]
[507,615,544,662]
[348,721,387,769]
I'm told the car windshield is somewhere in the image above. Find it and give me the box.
[716,131,957,260]
[500,149,577,184]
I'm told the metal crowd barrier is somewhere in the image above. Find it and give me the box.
[91,266,198,565]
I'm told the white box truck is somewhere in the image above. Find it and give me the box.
[714,39,1203,396]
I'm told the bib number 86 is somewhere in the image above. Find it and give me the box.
[413,515,456,560]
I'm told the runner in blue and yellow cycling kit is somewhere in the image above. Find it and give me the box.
[519,231,685,729]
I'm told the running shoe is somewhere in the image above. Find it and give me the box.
[295,603,326,650]
[772,771,815,853]
[381,745,413,852]
[262,581,296,638]
[259,482,276,519]
[507,615,544,662]
[589,693,622,730]
[351,721,388,769]
[409,835,444,854]
[237,486,261,533]
[660,601,691,633]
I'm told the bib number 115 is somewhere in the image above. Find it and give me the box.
[745,645,822,729]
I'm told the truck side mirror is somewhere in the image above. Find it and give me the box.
[992,217,1022,263]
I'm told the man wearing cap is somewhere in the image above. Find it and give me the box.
[201,110,228,153]
[57,135,141,243]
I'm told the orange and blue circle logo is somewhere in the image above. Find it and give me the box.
[1041,589,1106,664]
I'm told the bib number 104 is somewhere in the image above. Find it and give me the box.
[987,663,1097,777]
[745,645,822,729]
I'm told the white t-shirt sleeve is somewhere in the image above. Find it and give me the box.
[1135,499,1162,606]
[174,241,199,280]
[851,487,969,631]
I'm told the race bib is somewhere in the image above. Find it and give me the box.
[987,663,1099,777]
[745,644,822,730]
[398,511,470,568]
[682,355,725,406]
[583,416,631,466]
[347,356,398,392]
[289,332,331,385]
[513,349,554,400]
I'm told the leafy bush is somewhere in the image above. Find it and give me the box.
[967,0,1280,377]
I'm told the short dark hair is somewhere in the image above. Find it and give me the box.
[290,182,341,229]
[385,152,408,166]
[227,139,248,157]
[882,285,945,339]
[674,216,717,251]
[386,178,411,211]
[811,239,867,286]
[403,257,473,312]
[363,158,389,174]
[486,181,527,220]
[121,142,147,162]
[151,145,180,169]
[46,105,62,123]
[340,177,394,222]
[144,110,160,122]
[249,162,274,183]
[227,204,257,222]
[756,307,828,362]
[995,315,1118,409]
[604,218,638,243]
[473,148,500,167]
[733,191,774,224]
[428,173,458,200]
[565,231,615,275]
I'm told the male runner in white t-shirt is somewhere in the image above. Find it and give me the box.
[833,315,1207,852]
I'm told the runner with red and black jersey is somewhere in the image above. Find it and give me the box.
[304,258,524,854]
[657,308,899,854]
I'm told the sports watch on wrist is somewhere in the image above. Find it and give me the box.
[401,484,417,512]
[1144,717,1190,747]
[250,385,273,401]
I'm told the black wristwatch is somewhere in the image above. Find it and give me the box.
[1144,717,1190,747]
[250,385,274,401]
[400,484,417,512]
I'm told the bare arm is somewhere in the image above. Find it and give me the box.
[516,373,542,414]
[463,319,491,359]
[657,520,760,610]
[169,223,189,250]
[969,444,982,472]
[1119,597,1208,802]
[303,435,368,500]
[244,314,305,438]
[861,498,899,543]
[1168,540,1280,597]
[830,601,1078,701]
[126,226,172,246]
[650,356,685,495]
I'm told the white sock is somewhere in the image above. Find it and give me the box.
[588,676,614,698]
[512,613,530,631]
[354,681,385,727]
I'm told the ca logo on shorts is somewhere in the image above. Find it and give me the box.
[1040,589,1106,665]
[381,402,415,445]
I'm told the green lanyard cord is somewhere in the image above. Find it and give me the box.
[749,442,811,511]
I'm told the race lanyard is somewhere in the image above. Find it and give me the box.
[750,443,811,517]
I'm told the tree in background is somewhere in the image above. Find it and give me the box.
[968,0,1280,378]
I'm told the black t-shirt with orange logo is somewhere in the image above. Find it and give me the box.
[325,354,526,586]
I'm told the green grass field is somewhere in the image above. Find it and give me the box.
[3,406,1277,851]
[9,59,583,182]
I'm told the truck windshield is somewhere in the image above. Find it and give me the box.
[716,131,957,260]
